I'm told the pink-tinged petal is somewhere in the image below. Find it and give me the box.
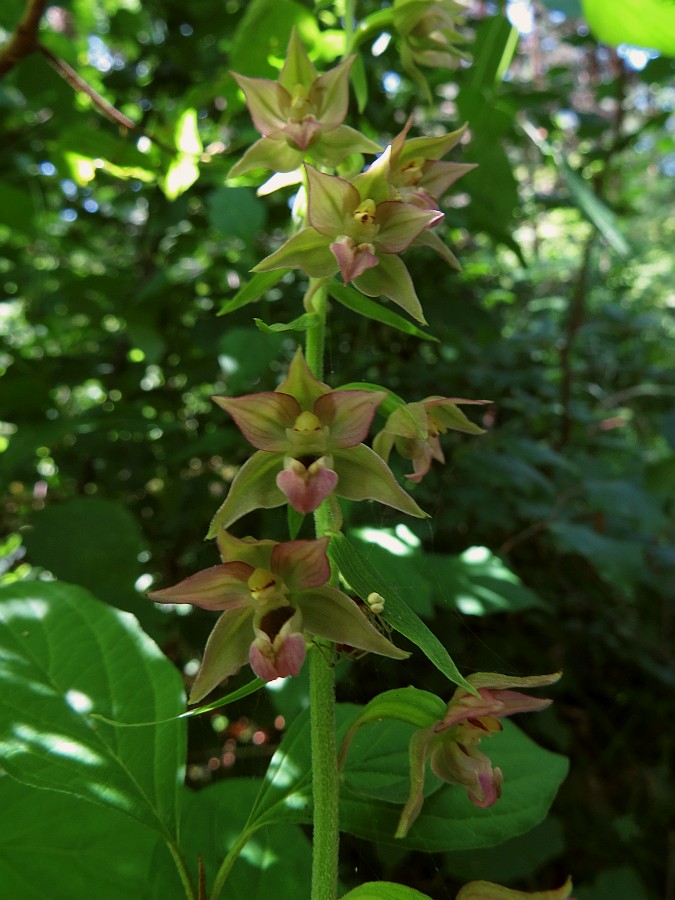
[354,254,426,324]
[253,227,337,278]
[229,136,305,177]
[314,389,386,448]
[420,159,477,198]
[276,457,338,514]
[423,396,490,434]
[389,116,414,168]
[211,392,299,451]
[330,237,379,282]
[309,55,354,128]
[271,537,331,591]
[375,201,443,253]
[412,228,461,269]
[306,165,360,236]
[276,347,330,410]
[189,607,254,703]
[250,605,307,679]
[333,444,428,518]
[297,585,409,659]
[148,563,252,610]
[207,451,286,538]
[231,73,289,136]
[281,116,322,151]
[278,28,317,93]
[456,876,575,900]
[310,125,382,167]
[429,738,502,807]
[216,531,277,569]
[406,445,434,484]
[438,673,562,731]
[382,402,429,441]
[250,631,306,680]
[395,728,436,838]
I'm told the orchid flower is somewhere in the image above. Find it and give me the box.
[388,119,477,268]
[396,672,562,837]
[229,29,380,177]
[373,395,490,483]
[149,533,408,703]
[253,158,442,323]
[208,348,426,536]
[393,0,470,98]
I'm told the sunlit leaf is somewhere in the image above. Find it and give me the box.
[582,0,675,56]
[0,581,185,835]
[329,533,474,692]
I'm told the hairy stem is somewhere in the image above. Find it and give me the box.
[305,278,339,900]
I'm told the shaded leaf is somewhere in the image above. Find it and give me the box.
[328,281,438,342]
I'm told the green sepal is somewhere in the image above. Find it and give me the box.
[335,382,406,416]
[328,281,438,342]
[218,269,287,316]
[254,313,319,333]
[287,504,305,539]
[207,450,285,537]
[329,532,477,694]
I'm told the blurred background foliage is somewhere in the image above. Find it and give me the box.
[1,0,674,897]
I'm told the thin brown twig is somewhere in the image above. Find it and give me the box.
[38,42,136,131]
[0,0,46,76]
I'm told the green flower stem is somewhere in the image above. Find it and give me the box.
[308,642,339,900]
[305,276,340,900]
[166,838,198,900]
[305,278,328,381]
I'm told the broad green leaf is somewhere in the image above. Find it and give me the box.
[340,719,569,851]
[582,0,675,56]
[341,716,442,806]
[147,779,312,899]
[230,0,318,77]
[162,110,203,200]
[328,281,438,342]
[351,53,369,112]
[329,533,475,693]
[22,497,146,612]
[341,884,431,899]
[254,312,319,333]
[0,776,161,900]
[469,15,519,91]
[218,270,288,316]
[343,687,446,733]
[0,581,185,836]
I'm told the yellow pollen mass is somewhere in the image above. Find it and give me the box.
[293,411,322,433]
[354,199,377,226]
[247,567,288,605]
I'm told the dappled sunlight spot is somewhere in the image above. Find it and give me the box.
[135,573,153,592]
[85,780,134,811]
[356,527,414,557]
[283,790,309,811]
[265,752,301,790]
[456,596,488,616]
[241,839,279,870]
[65,689,94,714]
[11,723,104,767]
[0,598,50,620]
[462,546,491,566]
